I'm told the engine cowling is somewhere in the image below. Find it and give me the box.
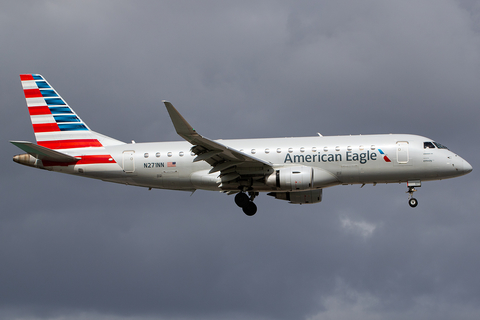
[268,189,323,204]
[265,166,338,191]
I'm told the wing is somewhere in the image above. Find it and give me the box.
[163,101,273,186]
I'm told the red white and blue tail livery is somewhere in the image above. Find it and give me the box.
[11,74,472,215]
[15,74,124,170]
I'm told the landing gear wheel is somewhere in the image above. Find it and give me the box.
[409,198,418,208]
[242,201,257,216]
[406,185,420,208]
[235,192,250,207]
[234,190,259,216]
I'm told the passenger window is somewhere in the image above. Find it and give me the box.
[347,146,352,151]
[167,152,172,157]
[359,145,364,151]
[335,146,340,151]
[277,148,282,153]
[144,153,149,158]
[288,148,293,153]
[179,151,184,157]
[371,145,376,150]
[312,147,317,152]
[265,148,270,154]
[156,152,161,158]
[251,149,256,154]
[300,147,305,152]
[424,142,436,149]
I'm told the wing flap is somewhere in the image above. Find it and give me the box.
[193,150,222,162]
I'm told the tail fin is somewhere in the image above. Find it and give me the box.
[20,74,124,152]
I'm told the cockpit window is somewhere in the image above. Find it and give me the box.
[424,142,436,149]
[433,142,448,149]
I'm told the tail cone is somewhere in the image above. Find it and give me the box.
[13,154,37,167]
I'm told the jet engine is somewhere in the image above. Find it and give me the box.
[265,166,338,191]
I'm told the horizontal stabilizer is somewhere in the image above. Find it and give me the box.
[10,141,78,163]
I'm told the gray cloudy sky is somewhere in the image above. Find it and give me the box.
[1,1,480,319]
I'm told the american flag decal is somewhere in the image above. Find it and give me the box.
[167,162,176,167]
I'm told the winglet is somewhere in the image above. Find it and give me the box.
[162,101,272,168]
[163,101,199,141]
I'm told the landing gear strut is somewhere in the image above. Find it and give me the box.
[407,186,418,208]
[235,191,258,216]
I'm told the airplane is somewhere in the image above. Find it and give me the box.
[11,74,473,216]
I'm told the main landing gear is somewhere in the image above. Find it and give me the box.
[235,191,258,216]
[407,186,418,208]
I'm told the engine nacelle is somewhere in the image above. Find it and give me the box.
[268,189,323,204]
[265,166,338,191]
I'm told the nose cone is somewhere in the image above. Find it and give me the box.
[463,159,473,174]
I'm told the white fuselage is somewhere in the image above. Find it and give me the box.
[44,133,471,192]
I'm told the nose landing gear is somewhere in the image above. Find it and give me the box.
[406,180,421,208]
[234,191,258,216]
[407,186,418,208]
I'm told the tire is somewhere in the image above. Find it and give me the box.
[409,198,418,208]
[242,201,257,216]
[235,192,250,207]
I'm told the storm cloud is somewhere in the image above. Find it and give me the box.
[1,1,480,319]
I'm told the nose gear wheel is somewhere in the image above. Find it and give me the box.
[407,186,418,208]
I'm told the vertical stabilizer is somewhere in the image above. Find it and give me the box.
[20,74,124,153]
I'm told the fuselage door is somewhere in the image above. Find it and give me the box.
[396,141,409,164]
[123,151,135,173]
